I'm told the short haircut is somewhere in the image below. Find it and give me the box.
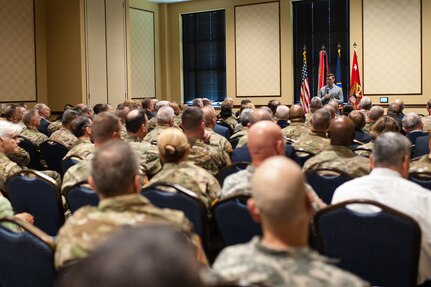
[3,104,19,121]
[93,103,110,114]
[373,132,411,167]
[0,121,22,138]
[91,140,139,197]
[158,128,189,163]
[240,109,254,126]
[157,106,174,124]
[181,107,203,131]
[342,103,354,116]
[71,116,92,138]
[267,99,280,115]
[310,97,323,110]
[34,103,48,114]
[359,97,372,110]
[91,112,121,143]
[62,110,80,125]
[219,105,233,118]
[326,73,335,79]
[22,109,38,126]
[201,98,212,106]
[191,98,203,107]
[402,112,421,129]
[250,108,272,125]
[368,106,384,121]
[370,116,400,141]
[125,109,146,133]
[312,108,331,130]
[348,110,366,131]
[142,98,153,110]
[155,101,170,112]
[275,105,289,120]
[58,225,202,287]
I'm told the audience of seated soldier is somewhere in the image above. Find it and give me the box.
[144,106,176,145]
[49,109,79,149]
[402,112,428,145]
[293,108,330,154]
[63,116,94,160]
[202,106,233,156]
[305,97,323,127]
[282,105,310,141]
[363,105,384,133]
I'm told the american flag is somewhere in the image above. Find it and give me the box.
[300,50,311,113]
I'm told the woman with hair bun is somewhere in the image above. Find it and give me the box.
[145,128,221,208]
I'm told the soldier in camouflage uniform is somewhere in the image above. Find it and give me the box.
[213,156,369,287]
[236,108,273,148]
[293,108,330,155]
[55,141,194,269]
[230,109,253,146]
[7,147,30,168]
[182,107,230,176]
[147,100,170,132]
[305,97,323,128]
[20,109,49,146]
[143,106,176,145]
[363,106,384,134]
[47,120,62,133]
[282,105,310,141]
[202,106,232,156]
[0,121,60,192]
[146,128,221,208]
[63,116,95,160]
[49,110,80,149]
[303,116,370,177]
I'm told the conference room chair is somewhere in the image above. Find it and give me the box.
[314,199,421,287]
[141,182,210,254]
[304,167,353,204]
[409,171,431,190]
[18,136,44,170]
[6,169,65,236]
[294,148,315,167]
[0,217,57,287]
[61,155,82,174]
[39,140,69,175]
[216,161,250,187]
[212,195,262,247]
[64,180,99,213]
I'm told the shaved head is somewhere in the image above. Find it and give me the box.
[248,121,285,165]
[328,116,355,146]
[289,105,305,123]
[251,156,308,225]
[201,106,216,127]
[249,108,272,125]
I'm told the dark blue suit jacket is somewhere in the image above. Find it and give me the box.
[231,144,300,165]
[407,131,429,145]
[354,130,371,144]
[38,118,51,136]
[214,123,231,139]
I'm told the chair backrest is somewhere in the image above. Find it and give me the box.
[304,167,352,204]
[409,171,431,190]
[216,162,250,187]
[229,137,240,149]
[314,199,421,287]
[39,140,69,175]
[6,169,65,236]
[216,120,234,136]
[0,217,57,287]
[294,148,315,167]
[141,183,209,250]
[61,156,81,174]
[18,136,43,170]
[64,181,99,213]
[212,195,262,246]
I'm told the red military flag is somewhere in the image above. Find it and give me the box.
[349,48,362,109]
[317,47,330,95]
[300,50,311,113]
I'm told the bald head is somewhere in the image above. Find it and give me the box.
[394,98,404,111]
[248,121,284,165]
[249,108,272,125]
[251,156,308,225]
[202,106,216,128]
[328,116,355,146]
[289,105,305,123]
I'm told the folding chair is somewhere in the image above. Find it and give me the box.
[61,156,82,174]
[18,136,43,170]
[305,167,353,204]
[64,180,99,213]
[409,171,431,190]
[0,217,57,287]
[314,199,421,287]
[294,148,315,167]
[212,195,262,246]
[39,140,69,175]
[216,162,250,187]
[6,169,65,236]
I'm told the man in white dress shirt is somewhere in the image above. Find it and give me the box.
[332,132,431,285]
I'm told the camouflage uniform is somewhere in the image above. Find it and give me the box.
[7,147,30,167]
[0,196,20,232]
[362,122,374,134]
[305,112,313,128]
[219,116,238,131]
[231,127,248,141]
[120,124,128,141]
[303,145,370,177]
[49,127,78,149]
[212,236,369,287]
[21,127,48,146]
[236,134,249,148]
[282,122,310,141]
[410,155,431,173]
[129,141,162,178]
[18,121,27,131]
[123,134,142,143]
[0,152,61,192]
[48,121,62,133]
[355,142,373,157]
[54,194,193,269]
[220,165,254,198]
[207,128,233,155]
[63,139,95,160]
[143,125,171,145]
[147,116,157,132]
[146,161,221,208]
[293,131,330,154]
[173,114,182,126]
[422,116,431,132]
[61,157,92,194]
[188,137,230,176]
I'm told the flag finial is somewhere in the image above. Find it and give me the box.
[303,44,307,51]
[321,44,326,50]
[353,42,357,49]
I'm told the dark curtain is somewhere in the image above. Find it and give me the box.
[293,0,350,103]
[182,10,226,104]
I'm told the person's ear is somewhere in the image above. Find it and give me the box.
[247,198,261,223]
[369,153,375,170]
[133,175,141,193]
[88,176,95,190]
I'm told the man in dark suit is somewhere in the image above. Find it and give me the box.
[34,103,52,136]
[214,123,231,139]
[402,112,428,145]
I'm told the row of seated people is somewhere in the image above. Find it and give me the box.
[2,96,431,286]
